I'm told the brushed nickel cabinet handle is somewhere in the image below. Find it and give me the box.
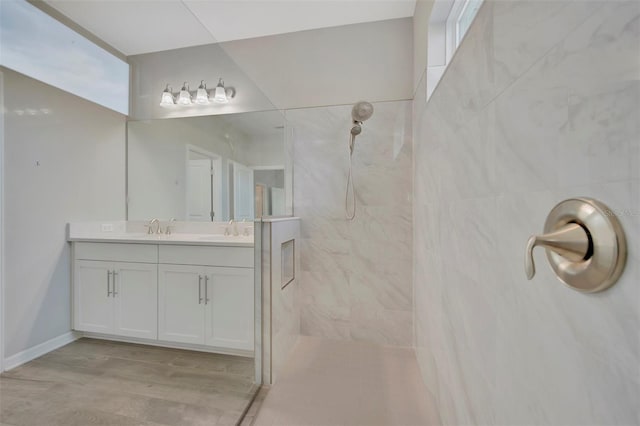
[112,271,118,296]
[204,276,210,305]
[107,271,112,297]
[198,275,203,304]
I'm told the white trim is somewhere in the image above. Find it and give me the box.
[426,0,484,102]
[3,331,79,371]
[0,70,5,372]
[80,332,254,358]
[450,0,469,49]
[445,0,464,64]
[185,144,223,222]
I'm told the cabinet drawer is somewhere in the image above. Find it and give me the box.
[75,242,158,263]
[159,245,253,268]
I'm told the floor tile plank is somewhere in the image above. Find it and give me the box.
[0,338,256,426]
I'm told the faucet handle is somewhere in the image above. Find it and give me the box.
[144,224,153,235]
[524,198,627,293]
[165,218,176,235]
[525,223,590,280]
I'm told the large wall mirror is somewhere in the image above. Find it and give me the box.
[127,110,290,221]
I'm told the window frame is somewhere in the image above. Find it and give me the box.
[426,0,484,101]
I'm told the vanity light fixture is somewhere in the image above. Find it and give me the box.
[160,84,175,106]
[195,80,209,105]
[177,82,192,105]
[213,78,236,104]
[159,78,236,107]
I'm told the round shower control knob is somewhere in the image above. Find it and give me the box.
[524,198,627,293]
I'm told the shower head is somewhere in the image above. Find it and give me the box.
[351,101,374,123]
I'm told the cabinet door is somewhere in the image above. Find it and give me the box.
[113,262,158,339]
[158,264,205,344]
[205,267,254,351]
[74,260,114,333]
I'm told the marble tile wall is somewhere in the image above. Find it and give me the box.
[262,218,301,384]
[413,1,639,424]
[287,101,413,346]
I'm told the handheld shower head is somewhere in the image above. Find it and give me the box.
[345,101,374,221]
[351,101,374,123]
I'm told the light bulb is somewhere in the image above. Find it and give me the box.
[159,85,174,106]
[213,78,228,104]
[195,80,209,105]
[177,82,192,105]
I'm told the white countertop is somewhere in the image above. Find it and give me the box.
[260,216,301,223]
[68,221,254,247]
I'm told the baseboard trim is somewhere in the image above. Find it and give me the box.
[3,331,79,371]
[79,332,254,358]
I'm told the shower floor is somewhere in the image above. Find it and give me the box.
[250,336,440,426]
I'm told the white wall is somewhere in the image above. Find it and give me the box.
[221,18,414,110]
[129,43,277,121]
[254,170,284,190]
[130,18,414,115]
[240,134,285,169]
[412,0,434,93]
[413,1,639,423]
[2,68,126,358]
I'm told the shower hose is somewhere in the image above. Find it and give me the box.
[345,133,356,220]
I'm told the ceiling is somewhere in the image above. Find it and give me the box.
[44,0,417,56]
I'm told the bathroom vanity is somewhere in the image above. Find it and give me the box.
[68,221,255,356]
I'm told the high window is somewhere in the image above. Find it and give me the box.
[0,0,129,115]
[426,0,484,100]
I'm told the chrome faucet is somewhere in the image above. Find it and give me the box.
[165,218,176,235]
[147,218,161,234]
[226,219,239,236]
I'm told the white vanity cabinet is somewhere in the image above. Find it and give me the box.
[74,260,114,334]
[75,260,158,339]
[71,240,254,354]
[158,265,254,350]
[73,243,158,339]
[205,267,254,350]
[158,245,254,351]
[158,264,206,344]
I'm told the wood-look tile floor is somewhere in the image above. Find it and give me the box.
[0,338,257,426]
